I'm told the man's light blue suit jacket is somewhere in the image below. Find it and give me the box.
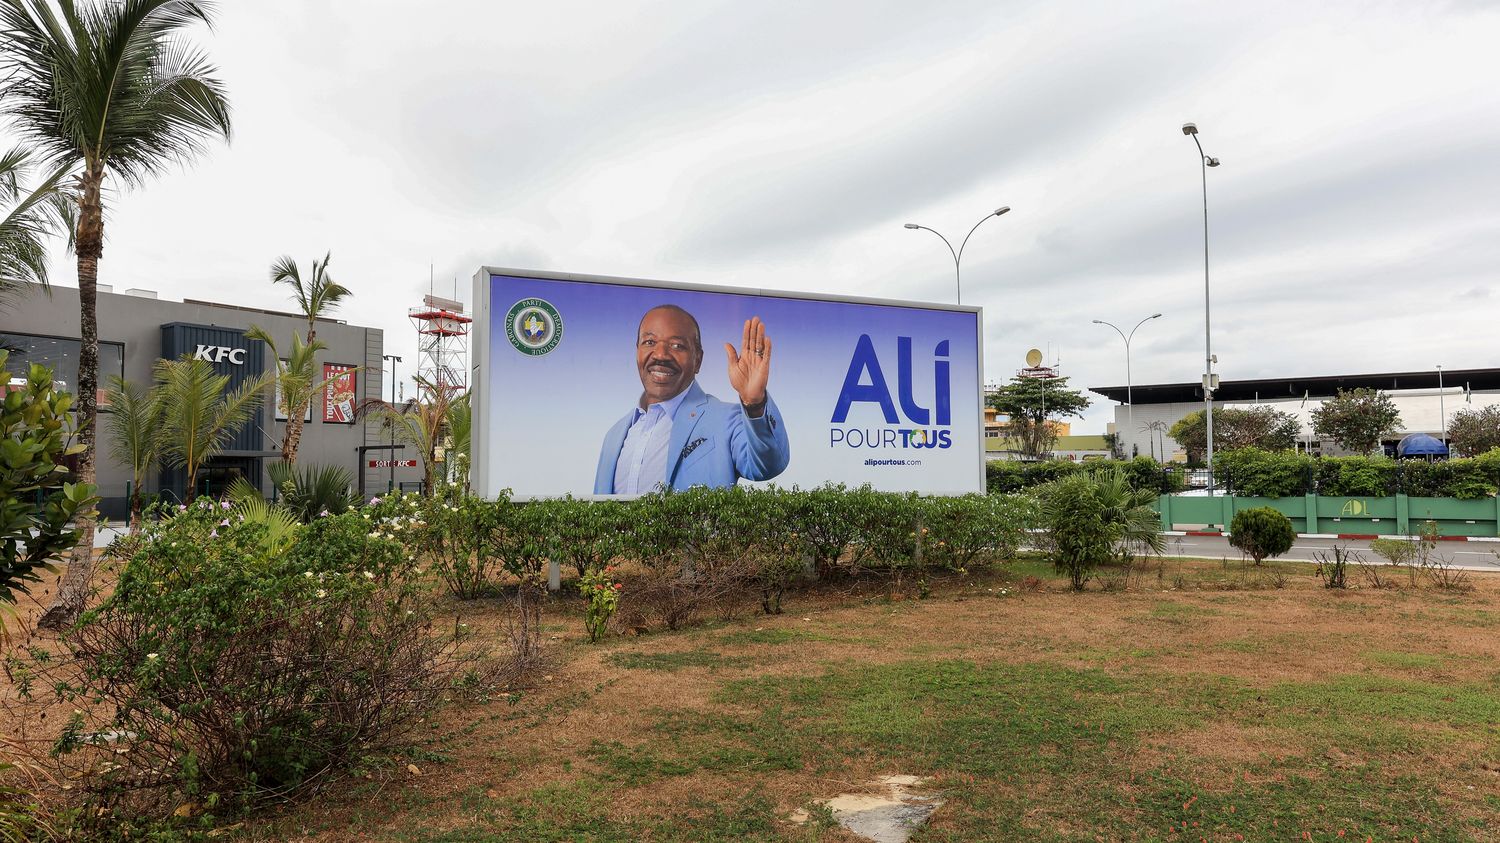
[594,381,790,494]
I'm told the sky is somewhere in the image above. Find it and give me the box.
[7,0,1500,431]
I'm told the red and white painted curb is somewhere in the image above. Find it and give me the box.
[1163,530,1500,543]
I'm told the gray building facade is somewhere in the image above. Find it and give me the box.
[2,283,423,517]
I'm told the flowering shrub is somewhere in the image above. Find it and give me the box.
[578,565,623,642]
[370,490,551,598]
[21,497,468,819]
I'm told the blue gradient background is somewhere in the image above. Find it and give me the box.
[482,273,981,497]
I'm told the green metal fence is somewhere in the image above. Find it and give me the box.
[1156,494,1500,537]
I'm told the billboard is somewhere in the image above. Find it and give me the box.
[472,268,983,499]
[322,363,358,424]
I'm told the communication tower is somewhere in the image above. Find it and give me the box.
[409,293,472,395]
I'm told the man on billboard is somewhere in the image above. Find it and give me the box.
[594,305,790,494]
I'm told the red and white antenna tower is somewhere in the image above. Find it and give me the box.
[409,291,472,397]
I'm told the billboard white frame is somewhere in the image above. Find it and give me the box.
[472,266,986,500]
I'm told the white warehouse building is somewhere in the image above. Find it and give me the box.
[1090,368,1500,462]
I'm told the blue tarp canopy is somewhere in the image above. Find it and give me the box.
[1398,433,1449,457]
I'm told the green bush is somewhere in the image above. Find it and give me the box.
[0,351,99,623]
[781,484,865,576]
[33,498,465,815]
[1316,456,1398,496]
[617,487,795,628]
[986,458,1180,495]
[531,496,631,578]
[1122,455,1186,494]
[1216,448,1314,497]
[1211,447,1500,499]
[846,487,921,574]
[266,461,358,522]
[1038,467,1164,591]
[919,493,1037,572]
[1369,537,1416,566]
[1228,507,1296,565]
[369,490,511,598]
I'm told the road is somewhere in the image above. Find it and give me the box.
[1160,533,1500,573]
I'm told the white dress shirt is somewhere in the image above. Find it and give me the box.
[612,387,690,494]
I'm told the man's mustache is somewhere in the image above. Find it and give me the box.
[645,358,680,373]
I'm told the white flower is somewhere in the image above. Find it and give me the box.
[304,571,314,579]
[362,571,374,580]
[368,531,381,538]
[319,509,330,517]
[146,653,158,660]
[315,589,327,599]
[218,519,230,527]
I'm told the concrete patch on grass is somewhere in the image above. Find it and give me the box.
[789,774,944,843]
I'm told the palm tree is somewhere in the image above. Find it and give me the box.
[446,391,471,488]
[1039,466,1165,591]
[153,357,268,501]
[361,377,460,496]
[1,0,232,628]
[268,252,348,468]
[101,375,163,532]
[0,146,71,303]
[270,252,348,345]
[245,324,331,463]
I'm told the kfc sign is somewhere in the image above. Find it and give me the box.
[192,344,247,365]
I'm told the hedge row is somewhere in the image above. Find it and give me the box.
[985,456,1185,495]
[1216,447,1500,499]
[366,485,1041,604]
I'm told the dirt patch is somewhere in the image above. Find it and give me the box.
[7,559,1500,839]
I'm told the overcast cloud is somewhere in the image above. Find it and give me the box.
[7,0,1498,430]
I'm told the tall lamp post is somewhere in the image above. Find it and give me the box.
[1437,364,1446,448]
[1183,122,1220,491]
[904,206,1010,305]
[1092,313,1162,459]
[382,353,402,493]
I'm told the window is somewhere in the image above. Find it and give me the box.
[1,332,126,403]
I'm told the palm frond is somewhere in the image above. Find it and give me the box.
[230,494,299,559]
[223,475,262,506]
[100,373,161,479]
[0,147,73,300]
[153,356,268,475]
[0,0,231,182]
[268,461,356,522]
[269,252,348,327]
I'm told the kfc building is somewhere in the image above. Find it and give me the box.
[1,283,421,517]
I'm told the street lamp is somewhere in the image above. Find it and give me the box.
[1093,313,1163,459]
[904,206,1011,305]
[382,354,402,492]
[1437,364,1446,448]
[1183,122,1220,491]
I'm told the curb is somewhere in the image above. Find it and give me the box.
[1170,531,1500,543]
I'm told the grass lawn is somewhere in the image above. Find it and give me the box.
[52,557,1500,841]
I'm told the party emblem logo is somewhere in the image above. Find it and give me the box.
[505,298,562,356]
